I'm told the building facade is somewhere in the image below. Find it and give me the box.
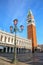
[0,30,32,53]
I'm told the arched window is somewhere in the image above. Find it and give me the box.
[4,36,7,42]
[11,38,13,43]
[0,35,3,41]
[8,37,10,42]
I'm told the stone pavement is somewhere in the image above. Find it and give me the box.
[0,53,43,65]
[0,60,28,65]
[17,53,43,65]
[0,57,29,65]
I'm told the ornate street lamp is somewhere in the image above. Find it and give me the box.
[10,19,24,63]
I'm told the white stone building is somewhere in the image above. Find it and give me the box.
[0,30,32,53]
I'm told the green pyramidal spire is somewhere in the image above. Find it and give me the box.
[27,10,35,24]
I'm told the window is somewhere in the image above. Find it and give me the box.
[8,37,10,42]
[4,36,7,42]
[0,35,3,41]
[16,40,18,43]
[19,40,21,45]
[11,38,13,43]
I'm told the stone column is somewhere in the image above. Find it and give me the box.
[9,47,11,53]
[6,47,7,53]
[12,47,14,53]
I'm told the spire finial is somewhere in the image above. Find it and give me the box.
[27,9,34,20]
[28,9,33,17]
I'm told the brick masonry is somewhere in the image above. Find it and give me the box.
[27,24,37,51]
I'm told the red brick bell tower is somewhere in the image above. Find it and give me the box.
[27,10,37,53]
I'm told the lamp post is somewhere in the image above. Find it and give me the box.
[10,19,24,63]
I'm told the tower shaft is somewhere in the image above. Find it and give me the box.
[27,24,37,52]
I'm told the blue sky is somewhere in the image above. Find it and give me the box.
[0,0,43,44]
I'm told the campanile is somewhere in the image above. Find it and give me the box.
[27,10,37,52]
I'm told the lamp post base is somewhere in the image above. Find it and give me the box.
[11,58,18,64]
